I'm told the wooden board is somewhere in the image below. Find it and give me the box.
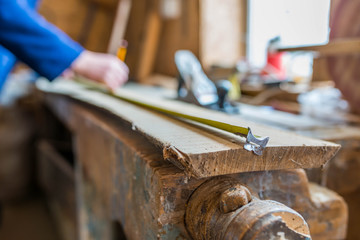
[278,38,360,56]
[37,80,340,178]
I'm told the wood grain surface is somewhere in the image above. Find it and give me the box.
[40,91,347,240]
[37,80,340,178]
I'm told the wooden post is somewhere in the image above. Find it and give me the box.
[107,0,132,55]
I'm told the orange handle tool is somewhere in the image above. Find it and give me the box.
[117,40,128,61]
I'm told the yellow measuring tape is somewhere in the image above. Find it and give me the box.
[115,91,250,137]
[75,77,250,137]
[74,77,270,155]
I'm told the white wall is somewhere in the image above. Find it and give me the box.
[247,0,331,67]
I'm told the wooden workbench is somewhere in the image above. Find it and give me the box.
[36,80,347,239]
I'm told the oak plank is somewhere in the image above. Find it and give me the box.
[37,80,340,178]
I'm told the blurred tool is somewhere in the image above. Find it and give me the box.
[117,40,128,61]
[261,36,287,83]
[228,71,241,100]
[174,50,238,114]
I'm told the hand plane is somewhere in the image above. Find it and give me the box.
[175,50,239,114]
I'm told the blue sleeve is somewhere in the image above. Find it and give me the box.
[0,0,84,80]
[0,45,17,89]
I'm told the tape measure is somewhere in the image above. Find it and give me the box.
[75,76,248,136]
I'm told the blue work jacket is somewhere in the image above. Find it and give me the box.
[0,0,84,92]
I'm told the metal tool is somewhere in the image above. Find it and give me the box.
[175,50,239,114]
[117,40,128,61]
[243,128,269,156]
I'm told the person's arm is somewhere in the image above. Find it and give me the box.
[0,0,83,80]
[0,0,129,89]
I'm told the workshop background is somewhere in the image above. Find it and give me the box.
[1,0,360,239]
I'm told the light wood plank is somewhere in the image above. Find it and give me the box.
[37,80,340,178]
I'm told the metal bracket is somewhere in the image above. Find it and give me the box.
[243,128,269,156]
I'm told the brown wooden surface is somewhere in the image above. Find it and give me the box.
[122,0,246,79]
[279,38,360,56]
[39,0,117,52]
[136,0,162,81]
[307,137,360,240]
[46,96,192,239]
[122,0,151,79]
[185,176,311,240]
[312,57,333,82]
[326,0,360,114]
[37,80,340,178]
[87,0,118,8]
[153,0,200,77]
[222,99,360,240]
[0,196,61,240]
[221,99,360,240]
[37,140,77,240]
[237,170,348,240]
[41,93,347,239]
[0,108,34,201]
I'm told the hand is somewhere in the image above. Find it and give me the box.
[69,50,129,90]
